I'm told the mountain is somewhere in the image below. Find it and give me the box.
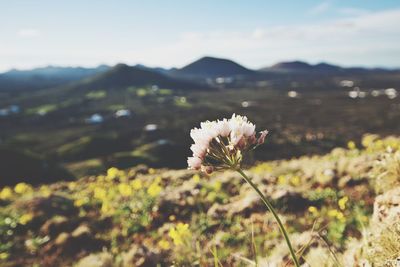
[134,64,174,76]
[174,56,255,78]
[314,62,342,72]
[261,61,344,73]
[268,61,314,71]
[0,65,110,91]
[70,64,209,91]
[3,65,110,79]
[260,61,394,73]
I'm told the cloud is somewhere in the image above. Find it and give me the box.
[308,1,331,15]
[337,7,370,16]
[133,8,400,68]
[17,28,40,38]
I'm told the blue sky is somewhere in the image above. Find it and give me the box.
[1,0,400,71]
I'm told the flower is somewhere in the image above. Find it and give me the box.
[101,202,114,215]
[187,114,268,172]
[118,183,133,197]
[14,183,32,194]
[130,179,142,190]
[187,156,202,170]
[40,185,52,197]
[308,206,318,215]
[347,141,356,150]
[0,187,13,200]
[158,239,171,250]
[106,167,124,180]
[147,181,162,197]
[338,196,348,210]
[169,223,191,245]
[94,187,107,199]
[19,213,33,225]
[190,143,206,158]
[0,252,9,260]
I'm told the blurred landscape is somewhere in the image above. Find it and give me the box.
[1,1,400,266]
[1,57,399,184]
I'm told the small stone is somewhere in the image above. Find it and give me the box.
[75,252,114,267]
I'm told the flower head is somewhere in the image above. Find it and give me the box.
[187,114,268,172]
[169,223,191,245]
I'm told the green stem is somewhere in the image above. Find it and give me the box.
[236,168,300,267]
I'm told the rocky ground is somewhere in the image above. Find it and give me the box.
[1,134,399,266]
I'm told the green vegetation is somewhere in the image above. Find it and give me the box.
[86,90,107,100]
[1,84,400,184]
[0,134,399,266]
[26,104,58,115]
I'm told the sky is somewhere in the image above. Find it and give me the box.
[1,0,400,72]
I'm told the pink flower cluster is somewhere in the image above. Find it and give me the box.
[188,114,268,172]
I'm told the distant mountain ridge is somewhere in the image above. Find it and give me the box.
[3,65,110,78]
[0,65,110,91]
[260,60,395,73]
[1,57,399,92]
[173,56,255,78]
[261,61,343,73]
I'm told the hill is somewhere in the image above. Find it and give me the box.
[261,61,344,73]
[0,146,74,186]
[174,56,255,78]
[0,65,109,91]
[70,64,209,91]
[0,134,399,266]
[260,60,397,74]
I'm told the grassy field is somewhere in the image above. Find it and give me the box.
[1,86,400,183]
[1,134,399,266]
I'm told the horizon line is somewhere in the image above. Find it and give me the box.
[1,55,400,74]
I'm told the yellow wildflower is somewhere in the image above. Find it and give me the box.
[147,182,162,197]
[206,191,217,202]
[252,163,273,173]
[169,223,191,245]
[74,198,86,207]
[118,183,133,197]
[375,140,384,148]
[308,206,318,215]
[101,202,114,215]
[158,239,171,250]
[19,213,33,225]
[213,181,222,191]
[148,168,156,174]
[290,176,301,186]
[97,175,106,182]
[362,134,377,148]
[94,187,107,200]
[336,211,345,222]
[277,175,286,185]
[0,187,13,200]
[169,215,176,221]
[338,196,348,210]
[328,209,339,217]
[14,183,32,194]
[68,181,77,191]
[0,252,9,260]
[328,209,345,222]
[192,174,200,183]
[130,179,142,190]
[40,185,51,197]
[154,176,162,183]
[347,141,356,150]
[106,167,122,180]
